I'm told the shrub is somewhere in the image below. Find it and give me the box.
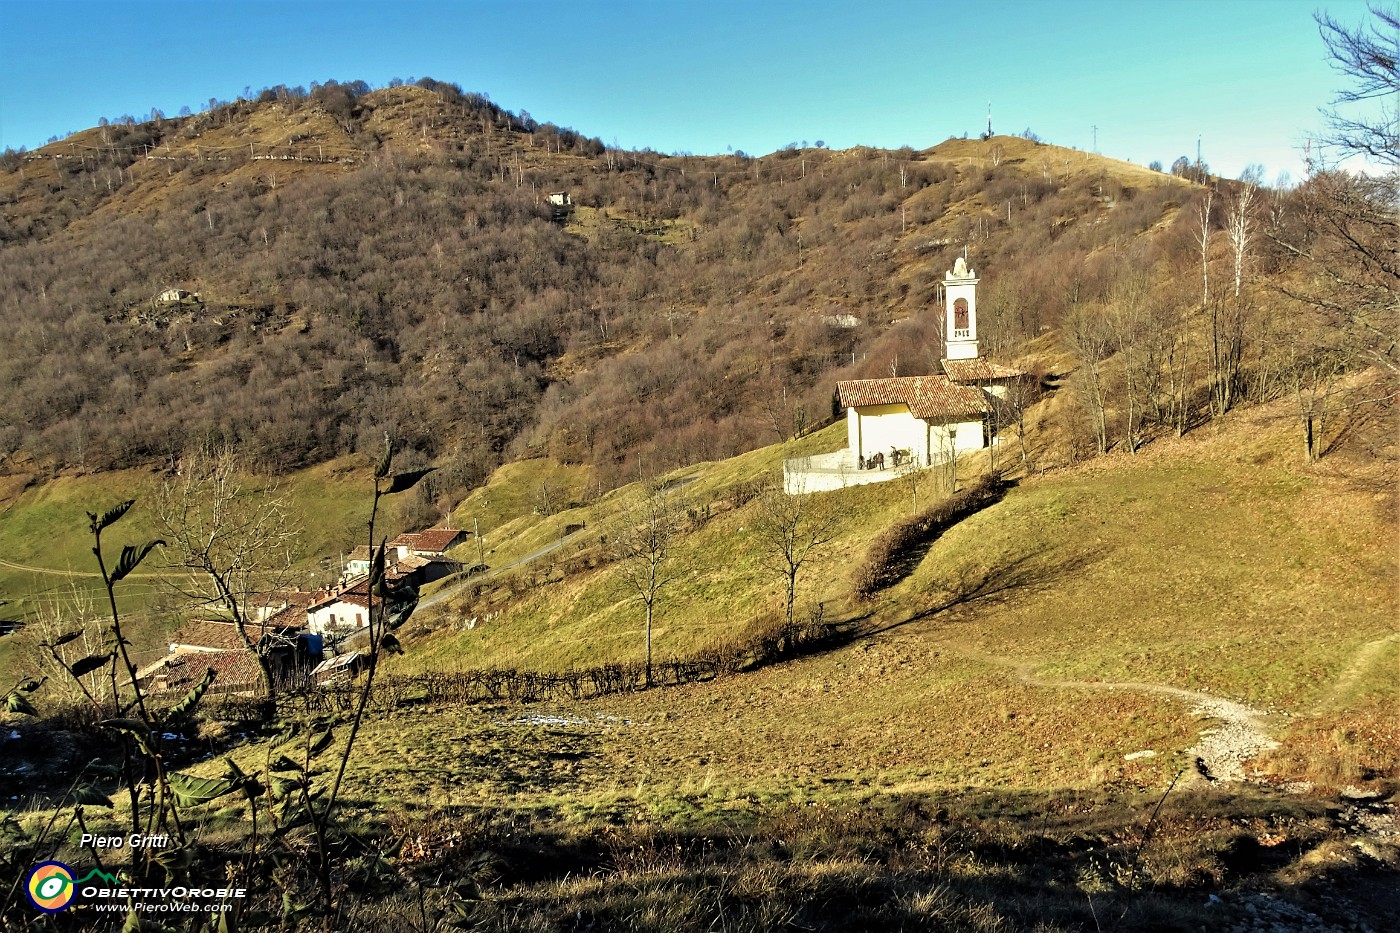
[853,474,1010,599]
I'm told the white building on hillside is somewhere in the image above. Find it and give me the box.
[785,258,1024,493]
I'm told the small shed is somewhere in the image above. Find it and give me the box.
[312,652,365,685]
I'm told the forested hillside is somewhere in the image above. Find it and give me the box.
[1,78,1392,506]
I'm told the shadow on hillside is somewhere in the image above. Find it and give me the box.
[865,544,1109,640]
[1322,386,1396,462]
[337,784,1399,933]
[855,475,1015,599]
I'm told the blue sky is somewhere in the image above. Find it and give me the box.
[0,0,1379,182]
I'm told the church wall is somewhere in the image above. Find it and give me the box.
[929,418,988,456]
[852,404,924,461]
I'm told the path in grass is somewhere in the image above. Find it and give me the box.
[417,530,584,612]
[1019,674,1278,783]
[1312,632,1400,714]
[930,618,1400,785]
[951,649,1279,783]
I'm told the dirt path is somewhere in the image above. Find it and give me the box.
[937,628,1397,785]
[418,531,582,612]
[947,649,1279,783]
[0,557,104,577]
[1022,672,1280,782]
[1312,632,1400,714]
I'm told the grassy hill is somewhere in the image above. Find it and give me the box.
[127,390,1388,932]
[0,458,377,675]
[364,390,1397,798]
[1,78,1395,931]
[0,79,1208,497]
[2,371,1394,931]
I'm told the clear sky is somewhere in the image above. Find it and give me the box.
[0,0,1380,182]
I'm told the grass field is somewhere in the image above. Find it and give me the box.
[347,392,1398,809]
[0,457,376,676]
[5,392,1396,931]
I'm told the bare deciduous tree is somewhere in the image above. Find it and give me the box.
[750,479,841,629]
[1106,269,1156,452]
[156,445,302,705]
[1316,4,1400,168]
[1288,324,1349,463]
[1264,4,1399,459]
[1226,166,1263,298]
[1195,189,1214,308]
[1064,304,1113,455]
[612,479,682,687]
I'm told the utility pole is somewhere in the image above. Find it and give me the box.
[1091,125,1098,153]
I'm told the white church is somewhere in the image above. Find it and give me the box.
[784,258,1023,493]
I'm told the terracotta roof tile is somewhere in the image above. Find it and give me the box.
[170,619,301,652]
[836,375,988,422]
[410,528,465,553]
[143,650,264,694]
[941,358,1025,383]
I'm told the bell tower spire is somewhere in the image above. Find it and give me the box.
[943,257,980,361]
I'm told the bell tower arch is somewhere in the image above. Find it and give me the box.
[944,256,980,361]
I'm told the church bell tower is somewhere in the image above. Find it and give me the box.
[944,257,980,361]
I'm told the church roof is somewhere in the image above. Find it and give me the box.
[835,375,989,422]
[941,358,1025,384]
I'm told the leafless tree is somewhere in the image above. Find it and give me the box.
[156,445,302,704]
[760,375,810,443]
[1064,303,1113,455]
[1226,166,1263,298]
[750,478,841,629]
[1165,317,1194,437]
[611,479,682,686]
[1208,294,1247,417]
[1253,3,1400,464]
[1195,189,1214,308]
[895,451,925,512]
[1106,270,1156,451]
[1287,320,1349,463]
[1001,370,1039,467]
[938,430,960,492]
[1315,4,1400,168]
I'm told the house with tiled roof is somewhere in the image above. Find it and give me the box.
[306,585,374,635]
[344,528,467,582]
[310,550,457,636]
[405,527,467,556]
[835,373,990,467]
[387,528,467,561]
[140,597,316,697]
[786,258,1025,492]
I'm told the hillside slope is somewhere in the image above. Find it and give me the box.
[0,81,1198,497]
[374,391,1396,797]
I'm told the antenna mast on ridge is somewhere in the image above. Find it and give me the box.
[985,102,993,140]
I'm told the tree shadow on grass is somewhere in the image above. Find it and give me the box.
[865,544,1110,640]
[363,784,1396,933]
